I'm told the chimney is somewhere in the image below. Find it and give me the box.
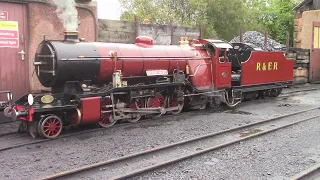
[64,30,79,42]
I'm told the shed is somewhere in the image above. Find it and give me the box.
[292,0,320,83]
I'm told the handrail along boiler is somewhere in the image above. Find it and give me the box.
[3,31,294,139]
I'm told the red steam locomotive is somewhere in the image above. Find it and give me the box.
[3,31,294,139]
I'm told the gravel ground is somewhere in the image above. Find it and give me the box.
[132,116,320,180]
[0,88,320,179]
[234,90,320,119]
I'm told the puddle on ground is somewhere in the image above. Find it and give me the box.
[277,103,292,107]
[77,134,93,140]
[140,123,162,129]
[282,99,301,103]
[239,129,264,137]
[268,176,290,180]
[123,125,140,131]
[225,110,253,115]
[123,123,163,130]
[279,93,320,105]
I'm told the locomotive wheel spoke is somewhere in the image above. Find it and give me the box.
[167,97,184,115]
[38,115,63,139]
[147,93,166,118]
[98,113,116,128]
[127,99,144,123]
[98,99,117,128]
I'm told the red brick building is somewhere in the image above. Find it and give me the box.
[0,0,97,101]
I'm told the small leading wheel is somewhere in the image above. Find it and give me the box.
[98,112,117,128]
[271,88,282,97]
[259,90,268,99]
[246,92,258,101]
[38,115,63,139]
[167,97,184,115]
[4,107,11,117]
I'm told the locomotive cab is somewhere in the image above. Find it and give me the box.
[230,42,263,71]
[229,42,264,86]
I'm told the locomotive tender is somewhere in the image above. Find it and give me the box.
[3,31,294,139]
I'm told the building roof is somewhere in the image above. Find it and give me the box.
[293,0,313,11]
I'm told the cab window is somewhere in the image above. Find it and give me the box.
[219,49,226,62]
[207,44,215,56]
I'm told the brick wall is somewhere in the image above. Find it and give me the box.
[28,2,97,93]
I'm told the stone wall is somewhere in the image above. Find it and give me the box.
[98,20,136,44]
[286,48,310,84]
[98,19,200,45]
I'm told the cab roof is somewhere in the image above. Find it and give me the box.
[204,39,233,49]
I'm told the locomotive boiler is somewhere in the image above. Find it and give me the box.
[34,31,191,89]
[4,31,295,139]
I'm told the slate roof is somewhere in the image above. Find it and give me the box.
[293,0,312,10]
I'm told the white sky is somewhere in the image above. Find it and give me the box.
[96,0,121,20]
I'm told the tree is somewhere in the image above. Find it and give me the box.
[119,0,207,27]
[118,0,301,44]
[206,0,248,41]
[119,0,218,38]
[242,0,270,33]
[259,0,299,44]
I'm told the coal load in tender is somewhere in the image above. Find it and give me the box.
[229,31,284,52]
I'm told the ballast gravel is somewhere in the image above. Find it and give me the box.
[132,116,320,180]
[0,122,20,136]
[0,89,319,179]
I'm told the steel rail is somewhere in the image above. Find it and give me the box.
[0,88,316,152]
[290,163,320,180]
[281,88,318,95]
[42,106,320,180]
[0,119,147,152]
[0,121,15,125]
[0,131,24,138]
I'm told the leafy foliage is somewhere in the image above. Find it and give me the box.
[206,0,248,41]
[119,0,207,26]
[119,0,302,44]
[260,0,297,44]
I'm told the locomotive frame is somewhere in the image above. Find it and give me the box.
[3,31,294,139]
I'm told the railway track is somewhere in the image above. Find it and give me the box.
[0,121,14,125]
[0,105,227,152]
[290,163,320,180]
[41,106,320,180]
[282,87,318,95]
[0,88,317,152]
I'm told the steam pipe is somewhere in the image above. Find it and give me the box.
[64,31,79,42]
